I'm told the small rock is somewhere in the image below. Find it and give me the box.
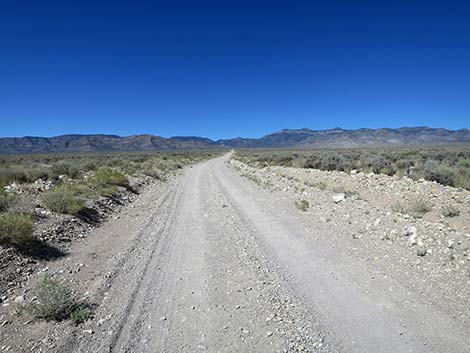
[408,233,418,247]
[82,329,94,335]
[403,226,417,237]
[14,296,25,304]
[332,193,345,203]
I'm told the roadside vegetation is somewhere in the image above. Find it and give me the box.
[392,199,432,218]
[0,189,14,211]
[233,147,470,190]
[0,151,218,257]
[441,204,460,218]
[0,213,34,250]
[26,275,92,324]
[295,199,310,211]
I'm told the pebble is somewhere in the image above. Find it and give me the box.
[332,193,345,203]
[14,296,24,304]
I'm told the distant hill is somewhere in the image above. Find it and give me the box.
[0,127,469,153]
[219,127,470,148]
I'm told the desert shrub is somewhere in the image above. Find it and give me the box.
[366,156,390,174]
[70,304,92,325]
[305,180,327,190]
[442,205,460,218]
[42,186,86,214]
[409,199,432,217]
[27,276,75,321]
[416,248,427,257]
[320,154,351,172]
[391,203,406,214]
[142,167,162,179]
[392,199,432,218]
[49,162,80,180]
[27,166,50,181]
[295,200,310,211]
[454,173,470,190]
[88,167,129,196]
[25,275,93,324]
[304,155,321,169]
[458,159,470,169]
[93,168,128,187]
[421,161,455,186]
[395,159,414,170]
[0,213,34,249]
[0,190,14,212]
[331,186,359,198]
[0,165,28,185]
[292,157,308,168]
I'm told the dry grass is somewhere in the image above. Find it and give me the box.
[42,185,87,214]
[0,213,34,250]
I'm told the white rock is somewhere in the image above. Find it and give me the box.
[14,296,25,304]
[332,193,345,203]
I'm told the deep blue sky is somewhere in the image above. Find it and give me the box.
[1,1,469,139]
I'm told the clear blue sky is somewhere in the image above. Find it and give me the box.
[1,0,469,139]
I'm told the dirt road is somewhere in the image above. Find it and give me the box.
[12,154,469,353]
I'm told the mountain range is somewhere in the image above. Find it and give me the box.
[1,127,469,153]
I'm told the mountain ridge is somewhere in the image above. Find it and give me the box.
[1,127,469,153]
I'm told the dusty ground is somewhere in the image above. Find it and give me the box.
[0,174,154,300]
[1,154,469,353]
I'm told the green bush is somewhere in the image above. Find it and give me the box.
[27,276,75,321]
[422,161,455,186]
[458,159,470,168]
[94,167,128,187]
[320,154,351,172]
[0,190,14,212]
[0,165,28,186]
[70,304,92,325]
[42,186,86,214]
[0,213,34,249]
[49,162,80,180]
[392,199,432,218]
[442,205,460,218]
[26,276,92,324]
[295,199,310,211]
[89,167,129,196]
[409,199,432,217]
